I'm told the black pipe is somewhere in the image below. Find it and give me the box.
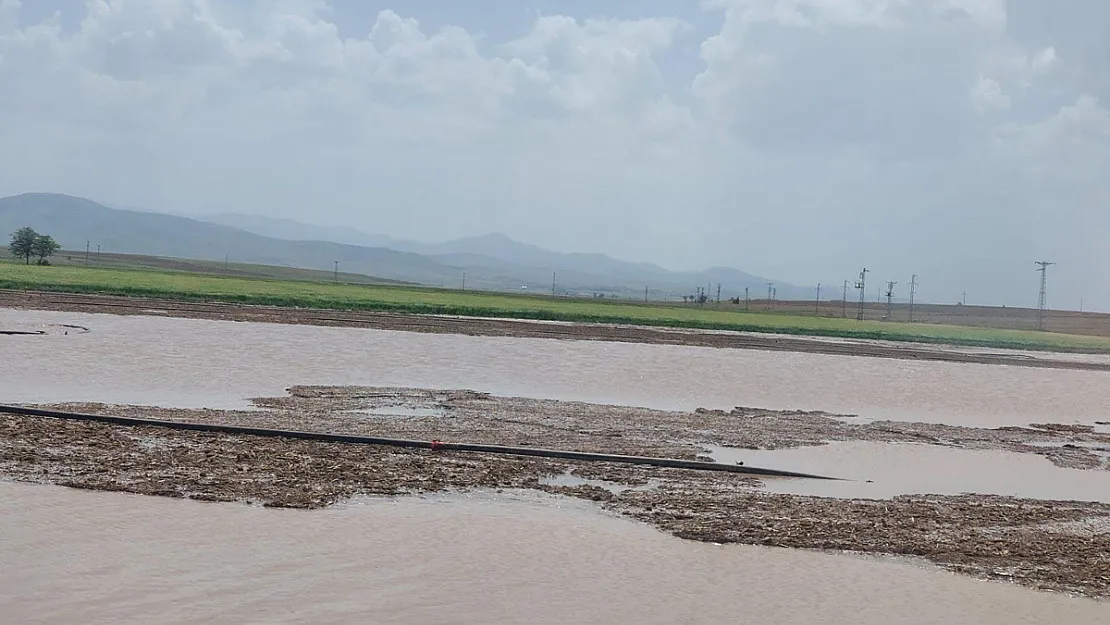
[0,404,843,481]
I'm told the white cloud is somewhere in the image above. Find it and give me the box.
[0,0,1108,308]
[971,75,1010,115]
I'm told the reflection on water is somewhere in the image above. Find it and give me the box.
[2,309,1109,428]
[709,442,1110,503]
[3,482,1108,625]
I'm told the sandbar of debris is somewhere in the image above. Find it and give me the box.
[3,386,1110,598]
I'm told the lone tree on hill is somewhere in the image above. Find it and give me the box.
[8,227,60,265]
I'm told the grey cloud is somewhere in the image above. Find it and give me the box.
[0,0,1108,309]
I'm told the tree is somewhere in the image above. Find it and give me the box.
[31,234,61,265]
[8,227,37,265]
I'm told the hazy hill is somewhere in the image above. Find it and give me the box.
[0,194,458,284]
[2,194,805,298]
[198,212,804,298]
[202,212,408,250]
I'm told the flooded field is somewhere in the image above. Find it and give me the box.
[711,442,1110,502]
[3,308,1110,427]
[3,482,1108,625]
[4,304,1110,622]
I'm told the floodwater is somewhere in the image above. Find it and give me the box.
[2,309,1110,428]
[4,308,1110,621]
[709,442,1110,502]
[3,482,1108,625]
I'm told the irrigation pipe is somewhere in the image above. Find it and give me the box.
[0,404,843,481]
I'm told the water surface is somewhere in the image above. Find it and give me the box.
[2,309,1109,428]
[710,442,1110,502]
[3,482,1107,625]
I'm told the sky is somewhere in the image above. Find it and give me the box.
[1,1,1108,309]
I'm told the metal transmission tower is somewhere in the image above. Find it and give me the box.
[884,281,897,320]
[908,275,918,322]
[1035,261,1055,331]
[841,280,849,318]
[855,268,869,321]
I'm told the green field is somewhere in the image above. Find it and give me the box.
[3,262,1110,353]
[0,246,409,285]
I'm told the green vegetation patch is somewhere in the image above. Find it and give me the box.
[3,263,1109,353]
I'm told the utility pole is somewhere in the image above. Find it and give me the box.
[855,268,868,321]
[225,254,229,274]
[767,282,774,309]
[885,281,897,320]
[85,241,90,267]
[815,283,821,315]
[1035,261,1055,331]
[96,245,101,262]
[333,261,338,283]
[962,291,967,306]
[908,274,918,322]
[645,285,649,303]
[745,287,750,310]
[716,283,721,304]
[842,280,849,318]
[552,272,557,299]
[462,272,466,291]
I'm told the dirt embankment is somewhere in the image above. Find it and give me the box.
[3,290,1110,371]
[3,386,1109,598]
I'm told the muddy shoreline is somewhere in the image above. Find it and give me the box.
[3,386,1109,599]
[3,290,1109,371]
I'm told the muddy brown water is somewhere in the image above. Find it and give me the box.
[2,309,1110,428]
[4,308,1110,620]
[710,442,1110,502]
[3,482,1109,625]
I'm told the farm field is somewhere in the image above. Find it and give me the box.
[3,262,1110,352]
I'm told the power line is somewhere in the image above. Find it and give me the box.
[1035,261,1055,331]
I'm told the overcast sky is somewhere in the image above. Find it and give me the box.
[2,1,1108,309]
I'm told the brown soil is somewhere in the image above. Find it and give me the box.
[3,386,1110,598]
[3,290,1109,371]
[772,298,1110,337]
[38,386,1110,471]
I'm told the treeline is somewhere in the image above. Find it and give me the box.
[8,227,60,265]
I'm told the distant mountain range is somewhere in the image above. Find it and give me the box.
[1,193,807,299]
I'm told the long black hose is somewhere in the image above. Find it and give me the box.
[0,404,843,481]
